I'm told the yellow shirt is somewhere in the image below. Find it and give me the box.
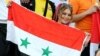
[35,0,52,20]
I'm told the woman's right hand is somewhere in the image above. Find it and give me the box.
[83,32,91,47]
[85,5,98,15]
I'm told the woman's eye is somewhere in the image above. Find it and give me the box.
[62,13,71,16]
[68,14,71,16]
[62,13,67,15]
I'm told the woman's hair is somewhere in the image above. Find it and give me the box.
[52,3,72,22]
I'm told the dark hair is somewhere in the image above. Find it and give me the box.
[52,3,72,22]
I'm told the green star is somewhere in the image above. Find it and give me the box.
[42,46,52,56]
[20,37,30,48]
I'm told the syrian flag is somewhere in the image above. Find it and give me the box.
[90,12,100,56]
[7,2,86,56]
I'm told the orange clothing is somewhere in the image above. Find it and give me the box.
[69,0,95,33]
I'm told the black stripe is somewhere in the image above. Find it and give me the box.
[0,24,8,56]
[7,41,29,56]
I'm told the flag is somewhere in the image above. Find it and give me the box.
[90,12,100,56]
[0,0,8,20]
[7,2,86,56]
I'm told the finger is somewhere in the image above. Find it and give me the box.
[7,0,13,7]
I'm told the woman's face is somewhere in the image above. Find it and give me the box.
[58,9,72,24]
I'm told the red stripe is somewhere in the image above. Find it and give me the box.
[8,2,85,51]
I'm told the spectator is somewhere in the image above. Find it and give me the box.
[69,0,99,56]
[21,0,55,20]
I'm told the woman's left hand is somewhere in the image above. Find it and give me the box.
[7,0,13,7]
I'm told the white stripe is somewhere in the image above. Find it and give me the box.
[90,43,99,56]
[7,21,81,56]
[7,21,16,44]
[0,0,8,20]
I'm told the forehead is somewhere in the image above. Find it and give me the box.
[62,9,71,13]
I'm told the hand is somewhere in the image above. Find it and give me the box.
[85,5,97,15]
[21,0,30,3]
[83,32,91,47]
[7,0,13,7]
[95,2,100,10]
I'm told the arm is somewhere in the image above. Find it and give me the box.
[72,5,97,22]
[69,0,97,22]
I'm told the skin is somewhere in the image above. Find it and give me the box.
[72,5,98,22]
[58,9,72,24]
[96,50,100,56]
